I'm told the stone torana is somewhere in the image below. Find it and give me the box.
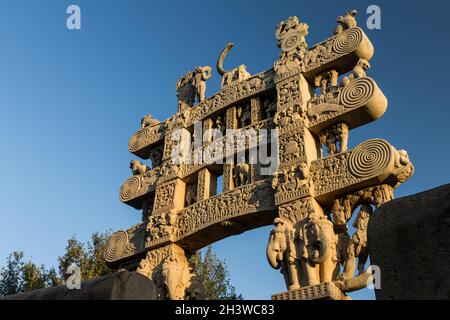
[105,9,414,300]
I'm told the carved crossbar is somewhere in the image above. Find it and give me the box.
[108,138,411,265]
[126,28,375,160]
[106,14,414,301]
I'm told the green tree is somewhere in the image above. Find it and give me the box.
[0,252,25,295]
[22,261,47,291]
[1,233,242,300]
[0,252,64,296]
[191,246,243,300]
[57,231,111,281]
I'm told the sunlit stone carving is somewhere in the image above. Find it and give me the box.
[106,9,413,300]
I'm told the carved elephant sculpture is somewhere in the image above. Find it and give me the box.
[302,215,340,285]
[234,163,250,187]
[266,218,302,290]
[161,256,191,300]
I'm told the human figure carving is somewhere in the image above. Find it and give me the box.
[185,184,197,207]
[334,9,358,35]
[314,69,339,96]
[320,130,337,156]
[341,59,371,87]
[237,105,251,128]
[264,98,277,119]
[192,66,212,103]
[320,123,349,156]
[149,147,163,168]
[339,204,372,280]
[130,160,150,175]
[217,43,251,88]
[333,123,349,153]
[215,115,225,137]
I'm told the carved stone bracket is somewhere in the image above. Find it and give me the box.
[128,123,165,159]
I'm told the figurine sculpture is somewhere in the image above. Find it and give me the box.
[341,58,371,87]
[217,43,251,88]
[141,114,160,129]
[192,66,212,103]
[176,66,212,106]
[334,9,358,35]
[234,162,250,187]
[266,218,300,290]
[130,160,150,175]
[108,9,413,301]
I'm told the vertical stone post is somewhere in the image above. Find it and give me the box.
[250,97,263,124]
[223,107,237,192]
[203,118,214,145]
[197,168,216,201]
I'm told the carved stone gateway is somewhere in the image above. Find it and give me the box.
[106,10,413,300]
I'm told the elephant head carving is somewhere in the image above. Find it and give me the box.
[266,218,294,269]
[267,218,304,290]
[303,215,335,265]
[161,256,191,300]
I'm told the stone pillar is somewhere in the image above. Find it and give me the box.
[250,96,263,124]
[153,178,185,215]
[223,164,234,192]
[197,168,216,201]
[203,118,214,145]
[223,107,237,192]
[276,74,310,112]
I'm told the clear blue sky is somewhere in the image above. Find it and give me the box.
[1,0,449,300]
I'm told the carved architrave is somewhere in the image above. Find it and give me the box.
[175,180,274,240]
[275,27,374,84]
[307,77,387,134]
[187,70,275,126]
[128,123,165,159]
[109,13,415,301]
[311,139,414,204]
[120,167,161,209]
[105,224,146,264]
[302,27,374,80]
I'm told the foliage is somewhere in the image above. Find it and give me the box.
[191,246,243,300]
[0,252,62,295]
[0,252,25,296]
[1,234,242,300]
[57,231,112,281]
[0,231,112,296]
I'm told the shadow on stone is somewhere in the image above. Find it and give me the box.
[369,184,450,300]
[1,271,157,300]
